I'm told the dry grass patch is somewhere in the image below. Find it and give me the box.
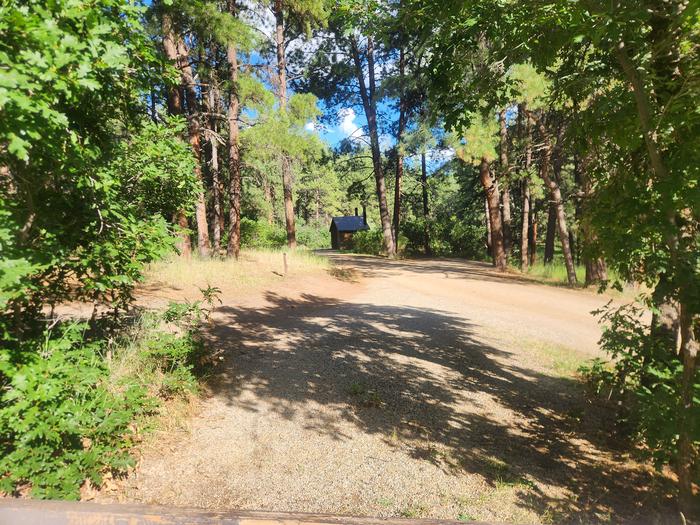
[141,249,328,302]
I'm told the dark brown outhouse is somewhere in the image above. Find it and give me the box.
[329,207,369,250]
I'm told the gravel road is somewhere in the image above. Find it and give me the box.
[107,254,675,524]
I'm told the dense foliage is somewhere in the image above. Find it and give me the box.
[0,0,202,498]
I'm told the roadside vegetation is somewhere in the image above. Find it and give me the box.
[0,0,696,518]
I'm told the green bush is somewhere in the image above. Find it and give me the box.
[0,324,153,499]
[296,219,330,249]
[580,302,700,475]
[353,229,384,255]
[240,218,330,250]
[0,290,216,499]
[240,218,287,249]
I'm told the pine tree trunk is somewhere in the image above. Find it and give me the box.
[480,157,506,271]
[274,0,296,249]
[225,0,241,259]
[176,38,210,257]
[350,36,395,256]
[544,203,556,264]
[281,155,296,248]
[485,196,492,258]
[421,151,431,256]
[207,79,222,254]
[161,12,191,258]
[578,149,607,285]
[521,106,532,269]
[678,303,698,516]
[499,109,512,259]
[529,202,537,266]
[393,46,406,246]
[521,178,530,269]
[538,119,577,285]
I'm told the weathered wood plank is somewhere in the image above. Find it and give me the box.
[0,499,503,525]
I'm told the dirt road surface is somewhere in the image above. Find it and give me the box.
[104,254,675,524]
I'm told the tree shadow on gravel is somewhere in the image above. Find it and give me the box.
[204,291,677,524]
[320,252,585,291]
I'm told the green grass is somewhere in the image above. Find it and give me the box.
[523,261,586,285]
[527,340,587,377]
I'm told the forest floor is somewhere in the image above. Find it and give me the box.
[97,251,677,524]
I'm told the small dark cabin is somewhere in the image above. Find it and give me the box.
[330,207,369,250]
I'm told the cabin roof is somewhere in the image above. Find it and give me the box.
[329,216,369,232]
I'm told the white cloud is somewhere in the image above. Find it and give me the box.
[240,0,275,40]
[304,121,316,132]
[428,147,456,163]
[338,108,361,138]
[379,134,393,153]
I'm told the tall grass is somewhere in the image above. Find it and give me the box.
[524,261,587,285]
[518,260,645,300]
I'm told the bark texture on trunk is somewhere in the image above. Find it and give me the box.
[484,196,492,257]
[537,119,577,285]
[350,36,395,256]
[678,303,698,516]
[225,0,241,259]
[520,106,533,269]
[479,157,506,271]
[499,109,512,259]
[161,12,191,258]
[578,151,607,285]
[529,202,537,266]
[393,46,406,247]
[544,202,557,264]
[175,38,210,257]
[281,155,296,248]
[274,0,296,249]
[521,179,530,269]
[206,80,223,253]
[421,152,431,256]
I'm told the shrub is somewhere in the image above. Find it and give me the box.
[296,219,330,249]
[240,218,287,249]
[0,324,153,499]
[580,302,699,476]
[353,229,384,255]
[0,288,219,499]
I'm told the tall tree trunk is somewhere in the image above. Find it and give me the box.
[678,303,698,516]
[617,35,699,510]
[421,151,431,256]
[176,38,210,257]
[579,152,607,285]
[485,196,492,258]
[499,109,512,260]
[393,46,406,246]
[274,0,296,249]
[479,157,506,271]
[161,12,191,258]
[521,179,530,269]
[350,36,395,256]
[206,78,223,254]
[544,202,557,263]
[520,104,532,269]
[225,0,241,259]
[537,118,577,285]
[518,104,533,271]
[529,202,538,266]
